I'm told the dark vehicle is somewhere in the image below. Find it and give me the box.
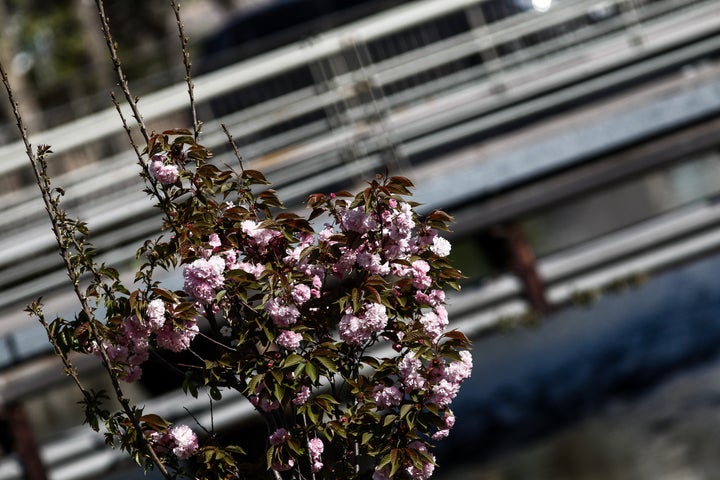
[199,0,408,73]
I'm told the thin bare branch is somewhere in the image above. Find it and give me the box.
[170,0,202,140]
[222,123,245,172]
[1,56,172,480]
[93,0,149,143]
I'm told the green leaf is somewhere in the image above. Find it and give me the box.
[139,414,169,431]
[247,373,264,396]
[209,387,223,401]
[400,403,413,419]
[305,361,318,383]
[314,393,339,405]
[314,355,337,373]
[270,369,284,385]
[284,353,305,368]
[273,381,284,403]
[383,414,397,427]
[377,453,392,471]
[389,449,400,477]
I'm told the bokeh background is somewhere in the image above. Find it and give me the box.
[2,0,720,478]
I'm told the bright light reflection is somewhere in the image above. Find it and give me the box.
[532,0,553,12]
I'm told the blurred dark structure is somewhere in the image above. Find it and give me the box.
[2,0,720,478]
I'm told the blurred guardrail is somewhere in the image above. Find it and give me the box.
[1,0,719,325]
[4,169,720,480]
[2,5,720,478]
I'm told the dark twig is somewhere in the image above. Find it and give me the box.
[222,123,245,172]
[1,28,173,480]
[170,0,202,140]
[94,0,149,143]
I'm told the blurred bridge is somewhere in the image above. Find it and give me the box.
[1,0,720,478]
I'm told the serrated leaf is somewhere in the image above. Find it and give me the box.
[243,169,269,184]
[284,353,305,368]
[139,414,169,431]
[389,449,400,477]
[314,393,340,405]
[314,356,337,373]
[305,361,318,383]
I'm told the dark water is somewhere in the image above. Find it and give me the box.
[437,252,720,477]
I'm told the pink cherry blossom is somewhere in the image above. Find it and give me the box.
[276,330,302,350]
[419,307,448,343]
[308,437,324,472]
[338,313,368,345]
[149,154,179,185]
[269,428,290,446]
[430,236,451,257]
[291,283,312,305]
[340,206,377,234]
[265,297,300,326]
[405,441,435,480]
[292,385,311,405]
[183,256,225,303]
[372,385,403,409]
[146,298,166,332]
[155,319,199,352]
[168,424,198,460]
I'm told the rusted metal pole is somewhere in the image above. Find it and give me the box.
[0,403,48,480]
[492,224,551,314]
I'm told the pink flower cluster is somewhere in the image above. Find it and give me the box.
[241,220,281,251]
[338,302,389,345]
[405,441,435,480]
[134,153,473,478]
[99,315,149,383]
[155,318,199,352]
[149,424,198,460]
[265,297,300,327]
[372,385,402,409]
[269,428,290,446]
[428,351,473,408]
[432,411,456,440]
[372,441,436,480]
[99,298,198,382]
[149,153,179,185]
[292,385,312,405]
[183,256,225,303]
[276,330,303,350]
[250,384,280,412]
[308,437,324,472]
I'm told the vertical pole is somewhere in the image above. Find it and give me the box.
[492,224,550,314]
[0,403,48,480]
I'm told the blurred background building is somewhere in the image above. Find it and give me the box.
[2,0,720,478]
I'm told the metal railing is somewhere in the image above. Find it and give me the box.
[1,0,719,365]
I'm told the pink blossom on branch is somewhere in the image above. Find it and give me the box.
[155,318,199,352]
[149,153,179,185]
[183,256,225,303]
[276,330,303,350]
[269,428,290,446]
[308,437,324,472]
[168,424,198,460]
[372,385,403,409]
[145,298,166,332]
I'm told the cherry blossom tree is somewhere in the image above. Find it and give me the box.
[0,1,472,479]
